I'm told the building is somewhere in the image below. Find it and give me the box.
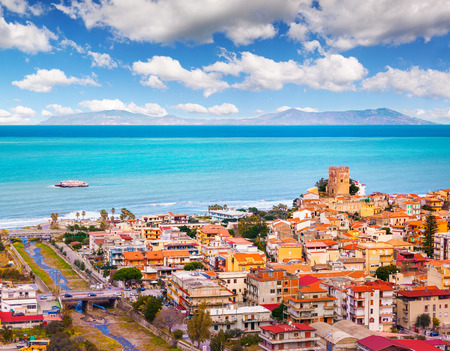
[210,305,271,334]
[167,271,234,313]
[225,252,266,272]
[196,224,230,245]
[434,233,450,260]
[427,260,450,289]
[345,281,395,332]
[0,312,44,329]
[396,288,450,329]
[327,166,350,196]
[246,268,299,305]
[217,271,248,302]
[1,284,38,314]
[208,209,250,221]
[310,322,359,351]
[355,242,394,275]
[276,243,303,263]
[259,323,320,351]
[286,277,337,324]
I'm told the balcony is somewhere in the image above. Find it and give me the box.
[214,319,237,324]
[324,304,337,310]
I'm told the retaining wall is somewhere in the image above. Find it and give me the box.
[117,299,200,351]
[9,244,51,294]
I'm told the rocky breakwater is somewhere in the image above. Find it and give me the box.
[55,180,89,188]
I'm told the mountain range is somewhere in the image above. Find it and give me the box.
[39,108,434,125]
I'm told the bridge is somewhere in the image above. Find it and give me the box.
[8,230,56,239]
[59,291,121,311]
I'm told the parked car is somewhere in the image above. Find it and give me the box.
[138,288,146,292]
[430,332,439,336]
[14,312,25,316]
[113,291,122,296]
[395,325,404,331]
[88,293,97,297]
[64,293,72,297]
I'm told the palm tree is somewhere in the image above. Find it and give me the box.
[82,210,86,221]
[111,208,115,222]
[1,325,13,343]
[76,212,80,222]
[51,213,59,225]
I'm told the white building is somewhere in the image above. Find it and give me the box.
[217,271,248,302]
[210,305,271,334]
[208,210,250,221]
[1,284,38,314]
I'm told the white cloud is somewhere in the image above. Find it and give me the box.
[0,105,35,124]
[208,103,239,116]
[293,0,450,51]
[132,56,229,97]
[173,103,208,114]
[172,102,239,116]
[362,66,450,99]
[406,108,450,124]
[302,40,323,54]
[59,38,85,53]
[42,104,74,116]
[12,68,100,92]
[0,16,56,53]
[287,21,308,42]
[88,51,117,69]
[0,0,44,16]
[254,109,264,114]
[205,52,366,92]
[79,99,167,117]
[54,0,300,46]
[275,106,318,113]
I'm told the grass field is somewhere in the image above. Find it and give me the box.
[13,242,54,288]
[36,243,90,291]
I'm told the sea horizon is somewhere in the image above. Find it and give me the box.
[1,125,449,229]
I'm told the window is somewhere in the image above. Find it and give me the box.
[214,325,218,331]
[234,279,237,283]
[270,289,275,294]
[284,288,288,293]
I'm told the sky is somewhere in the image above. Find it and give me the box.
[0,0,449,125]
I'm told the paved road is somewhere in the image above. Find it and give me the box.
[54,242,106,284]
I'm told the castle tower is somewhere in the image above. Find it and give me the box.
[327,166,350,196]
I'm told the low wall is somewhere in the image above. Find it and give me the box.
[47,242,93,284]
[117,299,200,351]
[9,244,51,294]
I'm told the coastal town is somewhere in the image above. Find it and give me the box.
[1,166,450,351]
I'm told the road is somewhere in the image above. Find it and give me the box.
[54,242,106,284]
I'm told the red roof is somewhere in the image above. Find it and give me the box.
[397,289,450,298]
[260,304,280,311]
[397,339,442,351]
[298,275,321,287]
[0,312,44,323]
[424,340,450,346]
[260,323,315,334]
[357,336,409,351]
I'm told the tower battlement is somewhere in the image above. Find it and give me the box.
[327,166,350,196]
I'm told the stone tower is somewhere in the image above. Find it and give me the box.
[327,166,350,196]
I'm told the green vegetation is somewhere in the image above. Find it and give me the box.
[13,242,54,287]
[187,302,212,347]
[315,177,359,195]
[183,262,204,271]
[248,204,289,221]
[416,313,431,329]
[36,242,90,291]
[179,225,197,238]
[237,214,269,239]
[172,330,183,340]
[424,214,438,257]
[271,303,286,320]
[132,295,163,322]
[112,267,143,284]
[375,264,399,281]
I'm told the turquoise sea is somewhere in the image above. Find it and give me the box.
[0,125,449,229]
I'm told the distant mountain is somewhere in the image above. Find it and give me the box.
[39,108,434,125]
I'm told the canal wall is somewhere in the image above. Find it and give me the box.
[10,243,51,294]
[117,299,199,351]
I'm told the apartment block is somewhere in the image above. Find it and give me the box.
[259,323,320,351]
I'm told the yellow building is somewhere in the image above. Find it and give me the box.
[196,224,230,245]
[355,242,394,275]
[426,260,450,289]
[360,203,376,217]
[141,227,160,240]
[276,243,303,263]
[226,252,266,272]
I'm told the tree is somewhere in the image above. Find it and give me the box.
[0,242,5,252]
[112,267,142,285]
[433,317,440,330]
[153,306,184,334]
[187,302,212,347]
[375,264,399,281]
[416,313,431,329]
[315,178,328,193]
[349,180,359,195]
[184,262,204,271]
[100,209,108,221]
[271,303,286,321]
[424,214,438,258]
[238,214,269,239]
[76,212,80,222]
[81,211,86,221]
[210,330,227,351]
[172,329,184,340]
[0,326,13,343]
[51,213,59,227]
[179,225,197,239]
[144,296,163,322]
[48,332,81,351]
[111,208,115,221]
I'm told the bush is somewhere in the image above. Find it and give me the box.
[45,321,64,335]
[172,329,183,340]
[62,314,72,328]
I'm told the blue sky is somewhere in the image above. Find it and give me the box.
[0,0,449,124]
